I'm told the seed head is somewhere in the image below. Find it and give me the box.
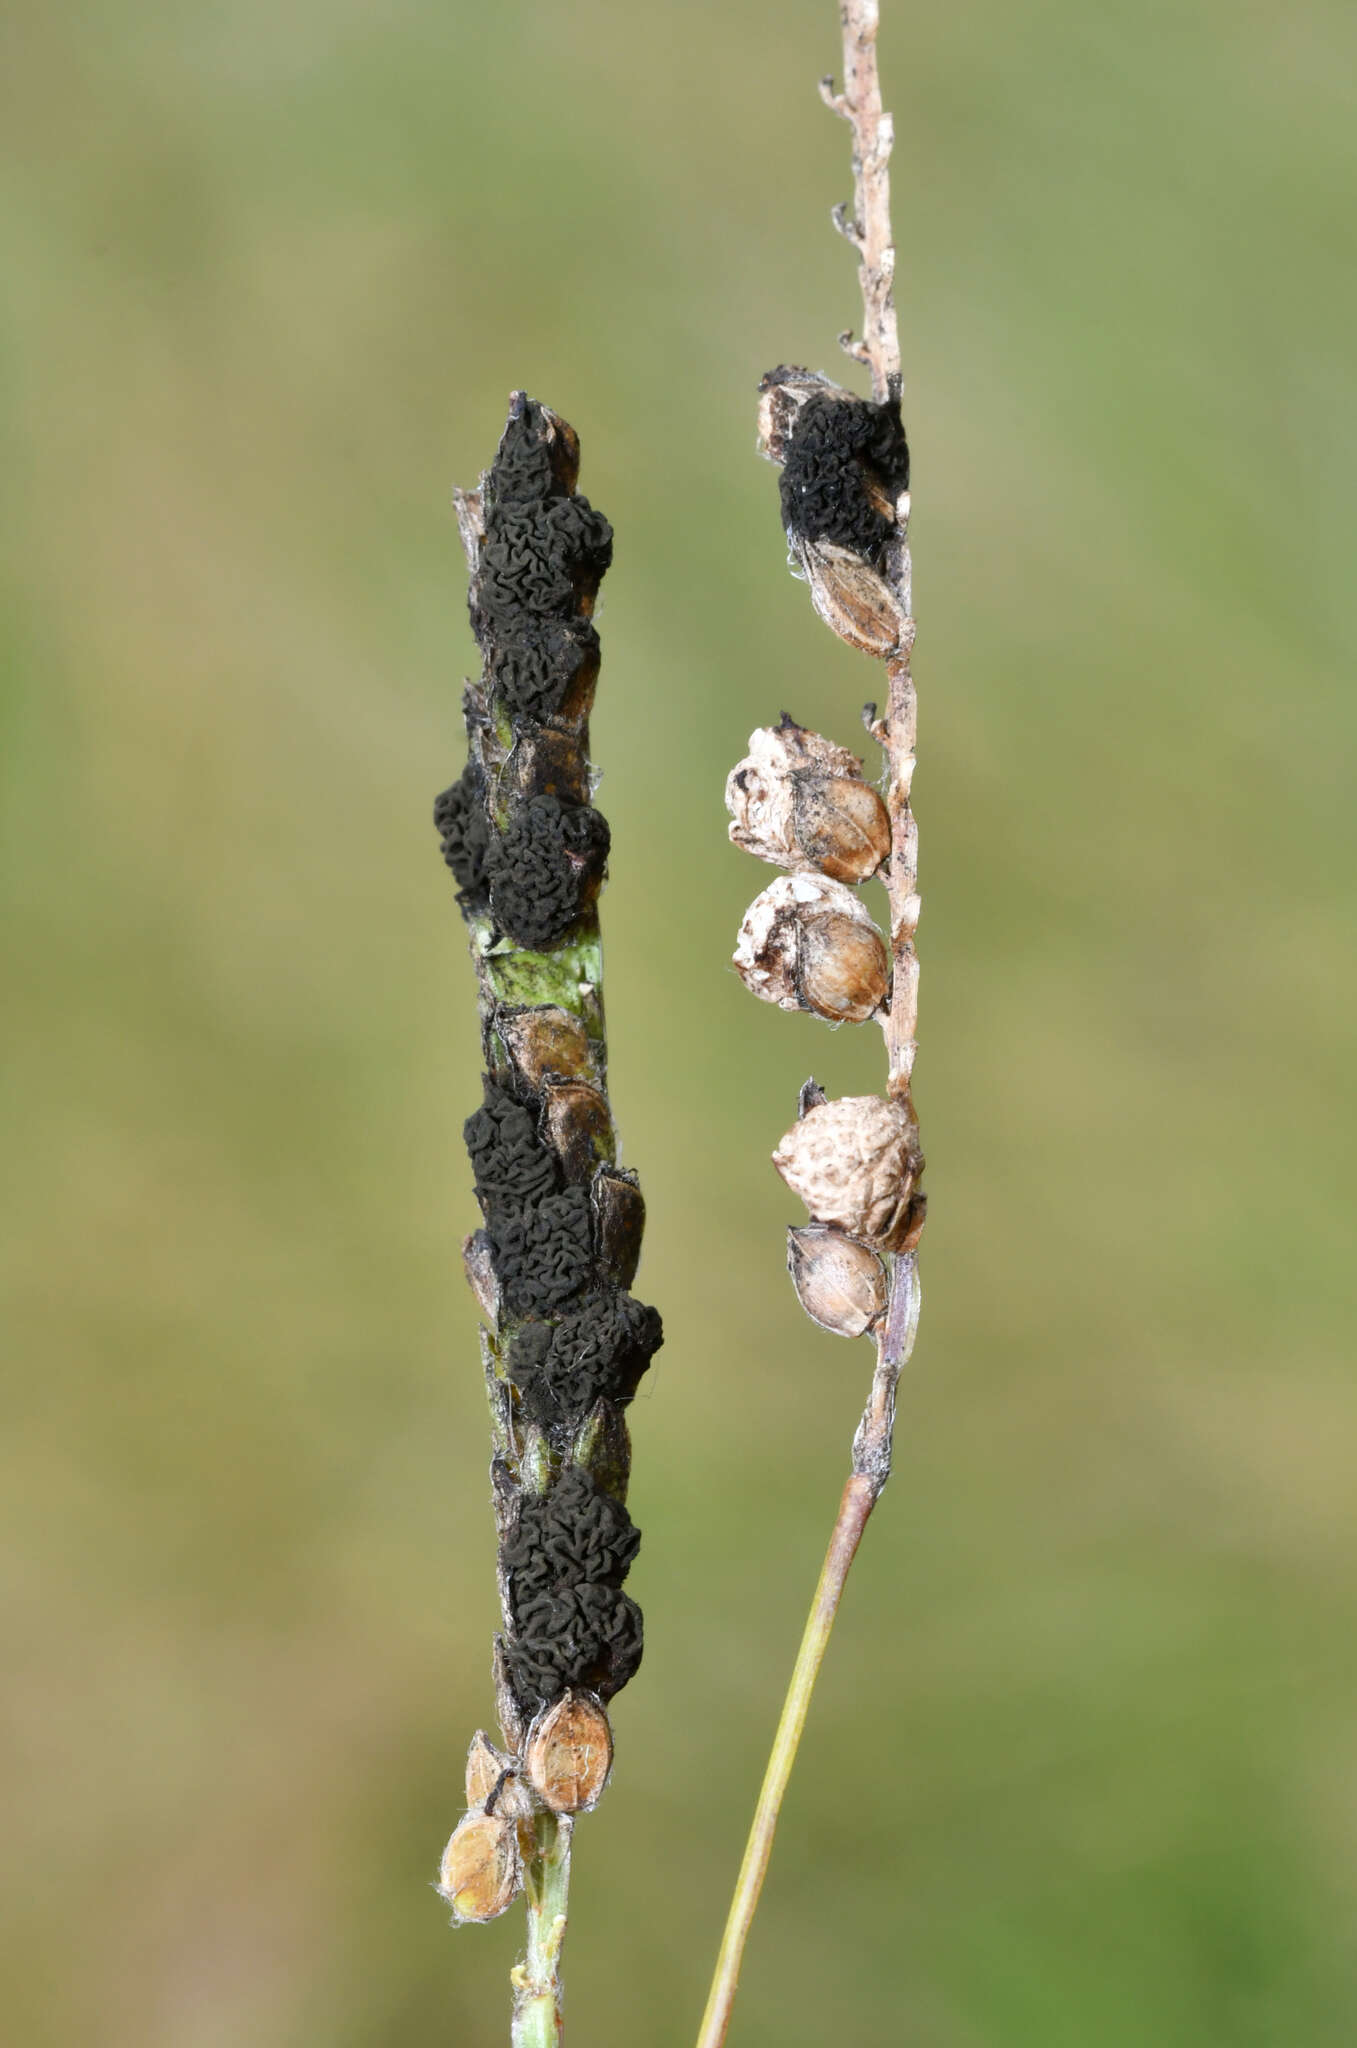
[726,717,890,883]
[772,1094,922,1248]
[437,1810,521,1924]
[524,1691,614,1814]
[787,1224,889,1338]
[734,874,888,1024]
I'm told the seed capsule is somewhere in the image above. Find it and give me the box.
[773,1094,922,1249]
[437,1810,521,1923]
[787,1224,888,1338]
[797,538,908,659]
[524,1692,614,1814]
[725,718,890,884]
[734,875,888,1024]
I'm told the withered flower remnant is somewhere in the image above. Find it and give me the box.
[772,1094,922,1250]
[734,873,888,1024]
[725,716,890,883]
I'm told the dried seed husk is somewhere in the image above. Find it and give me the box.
[592,1169,646,1289]
[524,1691,614,1814]
[464,1730,514,1808]
[462,1730,535,1820]
[437,1810,521,1923]
[542,1080,614,1184]
[787,1224,888,1338]
[462,1231,501,1324]
[734,874,888,1024]
[498,1006,595,1091]
[773,1094,922,1249]
[797,538,907,658]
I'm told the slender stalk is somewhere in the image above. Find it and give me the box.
[511,1814,574,2048]
[694,1259,920,2048]
[698,5,921,2042]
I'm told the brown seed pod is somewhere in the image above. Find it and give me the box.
[725,718,890,884]
[787,1224,889,1338]
[796,538,907,659]
[772,1094,922,1249]
[734,875,888,1024]
[524,1691,614,1815]
[437,1810,521,1924]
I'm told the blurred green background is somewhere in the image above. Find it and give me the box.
[4,1,1356,2042]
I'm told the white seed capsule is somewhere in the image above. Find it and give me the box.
[797,538,908,659]
[524,1692,613,1815]
[437,1810,521,1923]
[772,1094,922,1249]
[787,1225,888,1338]
[725,718,890,884]
[734,875,888,1024]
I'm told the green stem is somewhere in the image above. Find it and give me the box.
[695,1258,921,2048]
[511,1811,574,2048]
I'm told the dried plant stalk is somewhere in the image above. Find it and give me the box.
[698,5,924,2042]
[434,395,662,2048]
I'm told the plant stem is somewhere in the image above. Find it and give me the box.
[698,6,922,2042]
[695,1258,921,2048]
[511,1812,574,2048]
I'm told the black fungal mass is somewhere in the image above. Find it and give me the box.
[502,1467,645,1706]
[490,1186,595,1315]
[463,1083,560,1215]
[486,793,610,952]
[487,616,600,724]
[433,764,491,903]
[779,393,910,568]
[507,1290,664,1432]
[482,399,566,509]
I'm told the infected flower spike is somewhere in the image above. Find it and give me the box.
[772,1093,922,1249]
[437,1811,521,1924]
[726,716,890,883]
[524,1692,614,1815]
[786,1224,888,1339]
[734,873,888,1024]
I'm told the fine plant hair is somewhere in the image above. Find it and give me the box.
[696,4,923,2042]
[433,394,662,2048]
